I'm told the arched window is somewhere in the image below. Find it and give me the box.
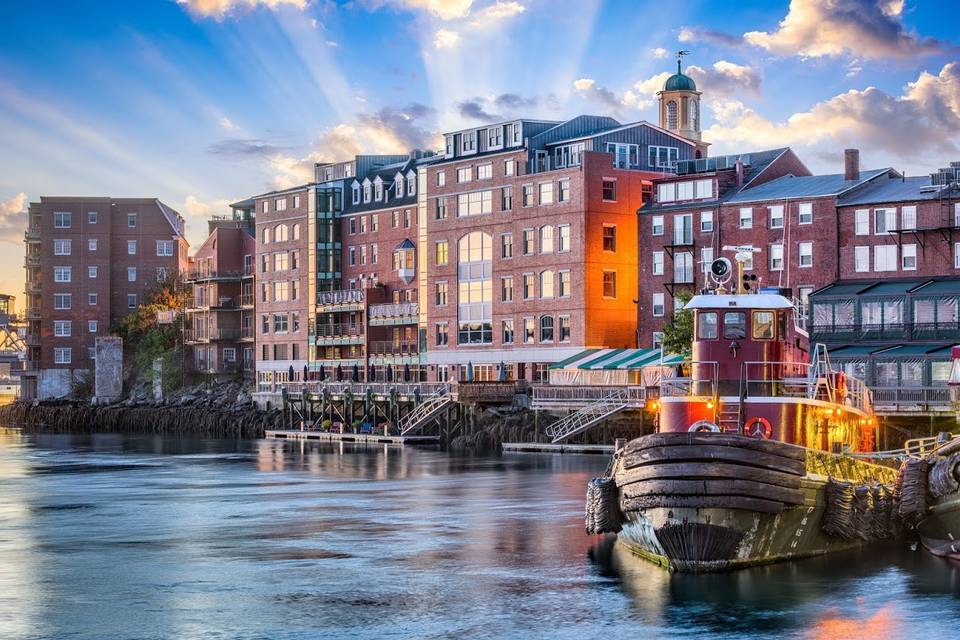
[540,316,554,342]
[292,223,301,241]
[666,100,678,129]
[690,100,699,131]
[261,227,270,244]
[457,232,492,344]
[540,270,554,299]
[273,224,288,242]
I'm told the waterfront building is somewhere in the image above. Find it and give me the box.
[183,201,256,379]
[21,197,189,399]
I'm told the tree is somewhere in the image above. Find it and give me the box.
[661,291,694,359]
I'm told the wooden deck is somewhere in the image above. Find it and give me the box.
[265,430,440,446]
[501,442,614,455]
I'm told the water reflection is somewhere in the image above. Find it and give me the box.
[0,432,957,640]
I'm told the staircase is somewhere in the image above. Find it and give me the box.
[399,386,453,435]
[545,390,629,443]
[717,402,742,433]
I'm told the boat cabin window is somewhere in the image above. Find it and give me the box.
[752,311,775,340]
[697,311,718,339]
[723,312,746,339]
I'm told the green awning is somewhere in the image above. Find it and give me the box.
[549,348,683,370]
[828,345,883,357]
[872,344,951,356]
[549,348,600,369]
[909,279,960,294]
[859,279,928,295]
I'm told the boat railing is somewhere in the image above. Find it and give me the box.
[741,361,872,414]
[659,361,719,398]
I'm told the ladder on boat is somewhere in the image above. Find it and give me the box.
[399,386,453,435]
[717,403,742,433]
[545,390,630,443]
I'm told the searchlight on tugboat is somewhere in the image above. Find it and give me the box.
[586,246,901,573]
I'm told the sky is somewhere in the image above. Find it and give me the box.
[0,0,959,298]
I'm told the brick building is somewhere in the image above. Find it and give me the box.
[22,197,188,399]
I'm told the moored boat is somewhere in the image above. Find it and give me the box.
[587,255,900,572]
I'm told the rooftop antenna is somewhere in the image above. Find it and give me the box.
[676,50,690,74]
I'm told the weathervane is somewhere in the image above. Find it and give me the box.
[676,49,690,73]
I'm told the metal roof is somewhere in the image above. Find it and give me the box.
[828,345,884,357]
[859,279,929,295]
[685,294,795,310]
[838,175,951,206]
[872,344,951,357]
[725,169,891,203]
[909,279,960,295]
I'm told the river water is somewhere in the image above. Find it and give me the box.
[0,430,958,640]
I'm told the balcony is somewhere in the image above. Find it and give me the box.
[186,327,242,342]
[809,322,960,343]
[241,325,255,341]
[185,269,246,283]
[317,289,364,312]
[244,264,255,277]
[25,280,41,294]
[239,293,254,308]
[368,340,419,358]
[312,322,364,346]
[872,386,953,415]
[25,254,40,267]
[25,334,40,347]
[24,228,40,242]
[26,307,41,320]
[369,302,418,326]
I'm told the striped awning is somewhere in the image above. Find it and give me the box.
[549,348,684,370]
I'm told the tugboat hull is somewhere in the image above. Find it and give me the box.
[610,433,898,573]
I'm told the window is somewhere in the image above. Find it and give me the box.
[538,182,553,205]
[54,320,71,337]
[602,225,616,252]
[875,208,896,234]
[54,239,71,256]
[539,226,554,253]
[522,229,535,255]
[127,240,136,255]
[274,252,289,271]
[436,196,448,220]
[955,242,960,269]
[559,270,571,297]
[648,145,679,169]
[54,266,71,283]
[54,348,71,365]
[88,266,97,278]
[606,142,639,169]
[602,271,616,298]
[359,245,367,266]
[435,170,446,188]
[88,239,97,251]
[88,293,97,306]
[273,281,289,301]
[501,233,513,259]
[602,179,616,201]
[457,167,471,183]
[559,316,571,342]
[652,293,665,317]
[408,174,416,196]
[522,184,534,207]
[435,240,449,265]
[652,332,664,349]
[855,246,870,272]
[739,208,753,228]
[770,244,784,271]
[127,294,137,308]
[902,243,917,270]
[657,183,675,203]
[88,212,97,224]
[457,190,492,216]
[677,181,694,200]
[540,271,554,298]
[501,186,513,211]
[558,179,570,203]
[504,159,515,176]
[653,251,664,275]
[855,209,870,235]
[54,293,71,310]
[477,163,492,180]
[558,225,570,252]
[461,130,477,153]
[502,319,515,344]
[273,313,288,333]
[435,322,449,346]
[54,212,71,228]
[698,312,718,339]
[501,276,514,302]
[457,232,493,344]
[539,316,554,342]
[753,311,775,339]
[155,240,174,257]
[875,244,898,271]
[291,250,299,270]
[128,213,137,227]
[701,247,714,273]
[88,320,98,333]
[523,317,535,343]
[769,205,784,229]
[723,312,746,339]
[798,242,813,267]
[700,211,714,232]
[435,282,448,306]
[798,202,813,225]
[902,206,917,231]
[695,179,712,199]
[652,216,664,236]
[523,273,535,299]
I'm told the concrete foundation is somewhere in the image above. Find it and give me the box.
[37,368,84,399]
[94,337,123,404]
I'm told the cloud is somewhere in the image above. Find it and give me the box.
[325,40,339,48]
[218,116,238,131]
[625,71,673,108]
[743,0,952,59]
[703,62,960,167]
[207,138,285,157]
[471,1,524,22]
[175,0,307,19]
[687,60,762,97]
[572,78,632,113]
[678,26,743,47]
[397,0,474,20]
[0,192,27,244]
[180,196,234,248]
[434,28,460,48]
[457,93,541,121]
[651,47,670,59]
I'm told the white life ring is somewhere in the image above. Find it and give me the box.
[689,420,720,433]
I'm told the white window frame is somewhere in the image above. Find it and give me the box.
[651,216,664,236]
[798,242,813,268]
[854,246,870,273]
[739,207,753,229]
[652,293,665,317]
[769,205,784,229]
[902,243,917,271]
[798,202,813,225]
[54,320,71,337]
[700,211,713,233]
[652,251,664,276]
[54,347,72,364]
[855,209,870,235]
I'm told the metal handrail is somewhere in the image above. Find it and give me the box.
[369,302,418,318]
[659,360,719,398]
[317,290,365,305]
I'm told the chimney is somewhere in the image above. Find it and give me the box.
[844,148,860,181]
[735,159,744,187]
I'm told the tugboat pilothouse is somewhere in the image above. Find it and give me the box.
[589,251,900,572]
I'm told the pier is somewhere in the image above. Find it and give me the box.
[265,429,440,446]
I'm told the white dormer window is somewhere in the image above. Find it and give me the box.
[407,171,416,196]
[374,179,383,202]
[461,130,477,154]
[351,180,360,205]
[363,180,372,203]
[488,126,503,148]
[395,173,404,198]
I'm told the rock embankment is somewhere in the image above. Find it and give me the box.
[0,382,285,438]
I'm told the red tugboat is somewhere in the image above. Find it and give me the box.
[589,254,900,572]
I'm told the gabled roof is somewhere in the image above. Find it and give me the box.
[395,238,415,250]
[838,175,956,206]
[547,119,697,148]
[155,199,186,239]
[725,168,892,204]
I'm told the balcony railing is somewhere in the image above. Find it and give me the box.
[368,340,419,356]
[239,293,254,307]
[24,228,40,242]
[25,254,40,266]
[241,325,255,339]
[369,302,418,319]
[810,321,960,342]
[871,386,952,413]
[186,269,247,282]
[25,334,40,346]
[317,289,364,306]
[186,327,241,342]
[188,297,239,310]
[314,322,363,338]
[25,281,41,293]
